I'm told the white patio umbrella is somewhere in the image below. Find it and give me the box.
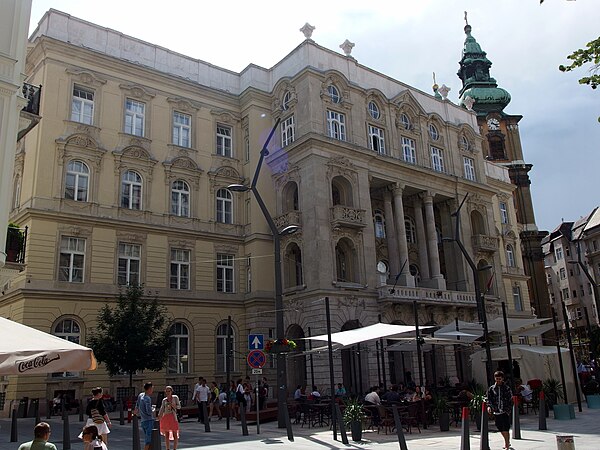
[0,317,97,375]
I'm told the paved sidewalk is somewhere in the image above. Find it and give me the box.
[1,406,599,449]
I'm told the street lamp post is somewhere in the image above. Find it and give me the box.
[228,117,298,428]
[445,193,494,385]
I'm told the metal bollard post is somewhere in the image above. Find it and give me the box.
[512,395,521,440]
[202,401,210,432]
[132,414,141,450]
[240,405,249,436]
[119,400,125,425]
[283,400,294,442]
[480,401,490,450]
[35,399,41,425]
[63,409,71,450]
[78,398,84,422]
[151,419,161,450]
[460,406,470,450]
[539,391,547,430]
[10,407,18,442]
[334,403,348,445]
[46,400,52,420]
[391,404,408,450]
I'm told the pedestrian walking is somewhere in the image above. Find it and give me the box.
[487,370,513,450]
[81,425,108,450]
[208,381,222,420]
[18,422,57,450]
[134,382,155,450]
[81,387,111,444]
[158,386,180,450]
[192,378,210,423]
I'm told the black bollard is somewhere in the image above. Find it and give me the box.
[334,403,348,445]
[132,414,141,450]
[63,409,71,450]
[151,419,161,450]
[538,391,547,430]
[78,398,84,422]
[240,405,249,436]
[202,401,210,432]
[10,407,18,442]
[512,396,521,440]
[480,401,490,450]
[119,400,125,425]
[283,400,294,442]
[46,400,52,420]
[35,399,41,425]
[392,404,408,450]
[460,406,470,450]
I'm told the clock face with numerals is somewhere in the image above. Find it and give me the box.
[487,118,500,130]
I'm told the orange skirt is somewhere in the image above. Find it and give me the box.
[159,413,180,440]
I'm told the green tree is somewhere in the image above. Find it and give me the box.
[89,284,171,387]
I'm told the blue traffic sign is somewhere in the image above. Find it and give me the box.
[248,334,264,350]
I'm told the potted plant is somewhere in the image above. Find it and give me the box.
[264,338,297,354]
[343,397,365,442]
[542,378,564,410]
[5,223,25,262]
[433,395,450,431]
[469,386,486,431]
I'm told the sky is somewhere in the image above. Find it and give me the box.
[28,0,600,232]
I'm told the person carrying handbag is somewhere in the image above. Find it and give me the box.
[81,387,111,445]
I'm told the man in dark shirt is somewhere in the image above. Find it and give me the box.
[381,384,401,403]
[487,371,513,450]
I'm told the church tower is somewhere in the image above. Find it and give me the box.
[457,18,551,323]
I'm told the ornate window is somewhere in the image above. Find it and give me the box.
[335,238,357,283]
[463,157,476,181]
[428,123,439,141]
[402,137,416,164]
[499,202,509,224]
[216,188,233,223]
[121,170,142,210]
[171,180,190,217]
[65,160,89,202]
[374,210,386,238]
[409,264,421,284]
[328,85,341,104]
[399,113,411,130]
[216,323,236,372]
[430,147,445,172]
[506,244,516,268]
[368,101,380,119]
[284,243,303,288]
[217,253,234,293]
[52,319,81,377]
[513,286,523,311]
[124,98,145,136]
[405,217,416,244]
[71,86,94,125]
[168,322,189,374]
[327,110,346,140]
[170,248,190,290]
[368,125,386,154]
[281,115,295,147]
[377,260,389,287]
[59,237,85,282]
[173,111,191,148]
[282,91,292,110]
[118,243,141,286]
[216,125,233,157]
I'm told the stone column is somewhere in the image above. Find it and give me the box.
[423,192,446,290]
[392,183,415,287]
[413,196,430,282]
[383,190,400,277]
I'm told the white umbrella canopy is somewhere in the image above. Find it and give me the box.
[0,317,97,375]
[303,323,433,348]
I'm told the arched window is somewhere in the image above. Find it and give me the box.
[282,91,292,110]
[335,238,357,283]
[368,101,380,119]
[121,170,142,209]
[168,322,189,373]
[284,243,303,288]
[216,188,233,223]
[409,264,421,285]
[374,210,386,238]
[470,210,486,235]
[428,123,439,141]
[216,323,236,372]
[400,113,411,130]
[171,180,190,217]
[12,176,21,209]
[488,135,506,160]
[377,260,389,287]
[506,244,516,267]
[53,318,81,377]
[405,217,416,244]
[331,176,353,207]
[328,85,341,103]
[282,182,299,212]
[65,160,89,202]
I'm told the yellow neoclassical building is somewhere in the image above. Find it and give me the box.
[0,10,546,411]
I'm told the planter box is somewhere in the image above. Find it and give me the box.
[553,404,575,420]
[586,394,600,409]
[267,343,293,354]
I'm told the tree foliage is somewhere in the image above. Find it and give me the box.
[559,36,600,90]
[89,284,171,386]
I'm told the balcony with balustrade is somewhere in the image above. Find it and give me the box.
[471,234,499,253]
[378,284,477,307]
[330,205,366,229]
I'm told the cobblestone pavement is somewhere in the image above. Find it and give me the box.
[1,406,599,449]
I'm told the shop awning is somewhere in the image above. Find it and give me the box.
[303,323,432,347]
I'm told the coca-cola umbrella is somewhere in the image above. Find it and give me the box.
[0,317,97,375]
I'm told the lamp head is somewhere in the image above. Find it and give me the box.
[442,237,455,243]
[478,264,493,271]
[567,260,578,265]
[279,225,300,236]
[227,183,250,192]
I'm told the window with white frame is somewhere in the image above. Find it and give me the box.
[244,134,250,162]
[463,157,476,181]
[374,210,386,238]
[118,243,141,286]
[576,307,583,319]
[368,125,386,154]
[368,101,380,119]
[65,160,89,202]
[506,244,516,267]
[428,123,439,141]
[500,202,509,224]
[171,180,190,217]
[216,125,232,157]
[216,323,235,372]
[246,255,252,293]
[559,267,566,280]
[555,247,564,261]
[328,85,341,103]
[167,322,189,374]
[400,113,411,130]
[216,188,233,224]
[121,170,142,210]
[173,111,191,148]
[405,218,417,244]
[71,86,94,125]
[170,248,190,290]
[461,135,470,151]
[377,260,388,287]
[281,115,295,147]
[59,237,85,282]
[124,98,145,136]
[217,253,234,293]
[282,91,292,110]
[513,286,523,311]
[401,137,416,164]
[326,110,346,140]
[430,146,445,172]
[52,319,81,377]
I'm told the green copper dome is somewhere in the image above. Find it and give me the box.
[457,24,511,115]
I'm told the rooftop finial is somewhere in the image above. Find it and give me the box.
[464,11,468,26]
[300,23,315,40]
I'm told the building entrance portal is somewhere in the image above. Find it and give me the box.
[286,324,307,392]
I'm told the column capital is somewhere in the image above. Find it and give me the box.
[391,182,405,196]
[423,192,435,204]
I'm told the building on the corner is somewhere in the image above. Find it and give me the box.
[0,10,545,411]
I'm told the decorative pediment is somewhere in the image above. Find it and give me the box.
[64,134,99,150]
[167,96,200,113]
[169,239,195,250]
[393,90,427,115]
[65,68,107,86]
[214,243,238,254]
[119,83,156,101]
[56,133,105,169]
[272,80,298,116]
[122,146,152,160]
[210,109,240,124]
[273,165,300,190]
[116,231,147,243]
[320,72,353,109]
